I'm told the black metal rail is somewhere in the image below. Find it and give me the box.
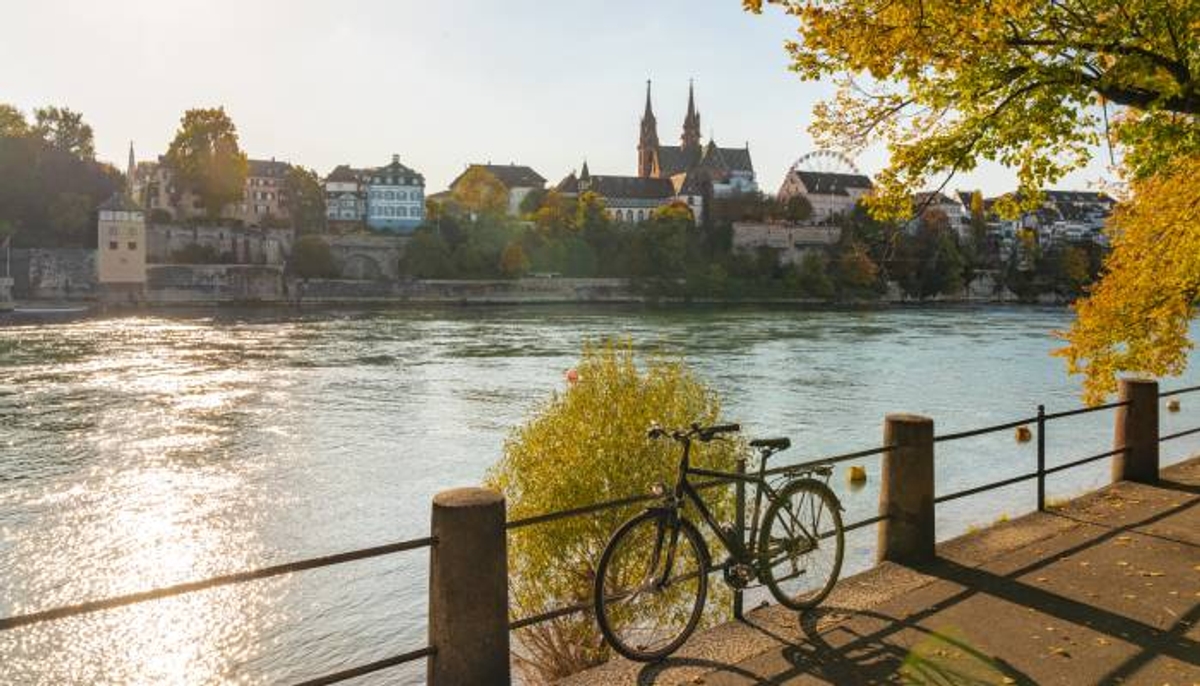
[293,646,435,686]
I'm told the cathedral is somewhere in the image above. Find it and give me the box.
[637,80,757,197]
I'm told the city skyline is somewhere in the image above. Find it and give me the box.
[3,0,1114,195]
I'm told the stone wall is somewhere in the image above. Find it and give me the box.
[292,277,637,304]
[11,249,97,300]
[147,264,285,303]
[146,224,292,265]
[325,234,408,280]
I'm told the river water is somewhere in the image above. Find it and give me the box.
[2,305,1198,685]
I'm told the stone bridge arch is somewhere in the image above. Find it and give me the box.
[341,253,385,280]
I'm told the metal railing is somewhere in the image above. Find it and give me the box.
[0,536,437,684]
[3,382,1199,683]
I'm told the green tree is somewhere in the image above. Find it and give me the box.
[518,187,548,216]
[796,251,834,298]
[164,107,249,219]
[486,342,740,682]
[499,241,530,277]
[289,234,339,278]
[402,227,453,278]
[284,166,327,233]
[833,240,879,294]
[32,106,95,160]
[0,104,28,138]
[781,194,813,223]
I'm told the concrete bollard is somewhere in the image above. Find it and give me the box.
[878,414,936,565]
[428,487,511,686]
[1113,378,1160,485]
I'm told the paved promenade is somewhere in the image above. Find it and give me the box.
[562,458,1200,686]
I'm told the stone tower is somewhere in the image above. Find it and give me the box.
[637,80,659,178]
[681,80,701,152]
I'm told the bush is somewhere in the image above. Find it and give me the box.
[487,341,741,682]
[290,234,338,278]
[170,243,221,264]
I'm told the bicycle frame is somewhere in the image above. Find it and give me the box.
[664,436,803,565]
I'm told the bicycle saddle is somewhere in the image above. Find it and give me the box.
[749,437,790,450]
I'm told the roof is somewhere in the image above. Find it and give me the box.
[913,191,962,207]
[99,192,143,212]
[450,164,546,190]
[656,145,702,177]
[326,165,367,183]
[248,158,291,178]
[1043,190,1115,204]
[557,172,675,200]
[793,170,873,196]
[370,156,424,184]
[698,141,754,173]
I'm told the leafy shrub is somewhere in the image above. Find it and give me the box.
[487,341,741,682]
[289,234,338,278]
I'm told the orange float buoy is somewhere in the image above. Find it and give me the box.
[1167,398,1181,412]
[1015,425,1033,443]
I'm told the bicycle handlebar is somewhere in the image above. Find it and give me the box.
[647,422,741,442]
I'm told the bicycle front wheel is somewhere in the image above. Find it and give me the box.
[758,478,844,611]
[594,511,709,661]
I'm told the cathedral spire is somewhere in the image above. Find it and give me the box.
[682,79,701,151]
[126,141,136,194]
[638,79,660,178]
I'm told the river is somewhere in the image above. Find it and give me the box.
[2,305,1198,685]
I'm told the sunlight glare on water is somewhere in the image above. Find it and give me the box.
[2,306,1198,685]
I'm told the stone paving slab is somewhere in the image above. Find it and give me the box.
[559,458,1200,686]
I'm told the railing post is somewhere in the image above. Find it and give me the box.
[428,488,511,686]
[878,414,935,565]
[732,456,746,621]
[1036,404,1046,511]
[1113,378,1160,485]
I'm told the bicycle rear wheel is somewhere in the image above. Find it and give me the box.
[594,511,709,661]
[758,478,844,611]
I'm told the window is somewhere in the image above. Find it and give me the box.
[109,241,118,250]
[397,206,407,217]
[128,241,137,250]
[637,210,645,221]
[397,191,407,201]
[109,226,118,237]
[386,191,394,200]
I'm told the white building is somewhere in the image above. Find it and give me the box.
[449,164,547,216]
[777,170,873,223]
[556,161,702,225]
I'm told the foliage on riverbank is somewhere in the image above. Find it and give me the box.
[486,341,741,681]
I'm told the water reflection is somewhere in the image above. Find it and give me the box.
[1,306,1198,685]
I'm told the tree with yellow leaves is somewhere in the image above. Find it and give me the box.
[744,0,1199,400]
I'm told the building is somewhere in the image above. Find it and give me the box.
[731,222,842,266]
[777,169,873,223]
[636,80,757,214]
[131,149,293,228]
[449,164,546,216]
[96,192,147,302]
[365,154,425,233]
[911,191,969,237]
[324,165,368,226]
[556,161,695,224]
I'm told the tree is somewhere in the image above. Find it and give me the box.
[745,0,1200,399]
[486,342,740,682]
[781,194,813,223]
[402,227,453,278]
[499,241,530,277]
[451,166,509,216]
[284,166,327,233]
[32,106,94,160]
[651,200,695,225]
[796,251,834,298]
[1057,156,1200,403]
[289,234,339,278]
[833,240,879,293]
[0,104,28,138]
[164,107,249,219]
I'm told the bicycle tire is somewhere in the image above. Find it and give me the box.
[594,511,709,661]
[758,478,844,611]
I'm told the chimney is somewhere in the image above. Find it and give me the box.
[392,154,399,164]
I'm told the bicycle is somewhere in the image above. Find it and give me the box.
[593,422,845,661]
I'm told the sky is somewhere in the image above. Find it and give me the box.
[2,0,1114,195]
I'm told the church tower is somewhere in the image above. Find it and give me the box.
[637,80,659,178]
[681,80,701,152]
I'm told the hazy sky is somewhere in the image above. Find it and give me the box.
[3,0,1113,194]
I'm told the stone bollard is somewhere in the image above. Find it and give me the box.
[878,414,935,565]
[1113,378,1160,485]
[428,488,511,685]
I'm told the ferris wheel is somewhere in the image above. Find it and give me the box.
[790,150,861,175]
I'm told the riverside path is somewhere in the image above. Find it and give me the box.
[561,457,1200,686]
